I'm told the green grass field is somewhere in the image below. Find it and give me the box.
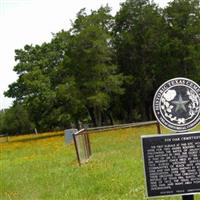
[0,125,200,200]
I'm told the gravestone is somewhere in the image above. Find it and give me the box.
[64,129,78,144]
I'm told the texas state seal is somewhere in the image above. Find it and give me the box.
[153,77,200,132]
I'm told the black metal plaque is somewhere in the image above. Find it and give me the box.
[153,78,200,132]
[142,131,200,198]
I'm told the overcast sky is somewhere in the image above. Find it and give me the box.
[0,0,171,110]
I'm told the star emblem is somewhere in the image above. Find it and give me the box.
[172,95,189,112]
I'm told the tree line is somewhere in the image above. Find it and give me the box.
[1,0,200,135]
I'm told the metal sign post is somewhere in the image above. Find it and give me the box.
[182,195,194,200]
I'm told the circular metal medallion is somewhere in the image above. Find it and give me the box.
[153,77,200,132]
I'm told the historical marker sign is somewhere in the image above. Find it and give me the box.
[153,78,200,132]
[141,77,200,199]
[142,131,200,198]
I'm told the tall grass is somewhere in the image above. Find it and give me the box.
[0,125,199,200]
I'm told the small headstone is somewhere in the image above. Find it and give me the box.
[64,129,78,144]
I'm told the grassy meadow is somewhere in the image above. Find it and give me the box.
[0,125,200,200]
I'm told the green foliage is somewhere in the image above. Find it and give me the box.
[113,0,166,121]
[161,0,200,82]
[0,104,34,135]
[3,0,200,133]
[0,110,5,134]
[67,6,125,126]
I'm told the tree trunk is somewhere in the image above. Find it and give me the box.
[106,111,114,125]
[94,107,102,127]
[140,101,147,121]
[86,106,97,127]
[74,118,80,130]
